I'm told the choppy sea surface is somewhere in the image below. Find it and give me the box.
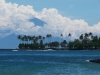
[0,50,100,75]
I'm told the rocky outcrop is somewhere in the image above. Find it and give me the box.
[89,59,100,63]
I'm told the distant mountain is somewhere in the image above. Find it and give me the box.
[0,34,19,48]
[0,33,63,49]
[29,18,46,26]
[0,18,63,48]
[0,18,46,48]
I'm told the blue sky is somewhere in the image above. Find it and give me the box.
[6,0,100,25]
[0,0,100,48]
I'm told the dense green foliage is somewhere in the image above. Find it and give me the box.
[68,32,100,50]
[18,32,100,50]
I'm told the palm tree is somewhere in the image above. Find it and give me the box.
[46,34,50,44]
[84,33,89,39]
[32,36,35,44]
[49,34,52,48]
[89,32,93,40]
[89,32,92,36]
[34,36,38,44]
[24,35,28,44]
[21,37,24,44]
[28,36,32,44]
[18,35,22,44]
[60,34,63,42]
[68,33,71,42]
[43,37,45,44]
[79,34,83,41]
[84,33,89,42]
[46,34,52,48]
[49,34,52,43]
[27,35,31,44]
[62,40,67,48]
[38,35,42,44]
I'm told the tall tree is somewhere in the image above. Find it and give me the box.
[89,32,93,40]
[79,34,83,41]
[49,34,52,43]
[21,37,24,44]
[38,35,42,44]
[24,35,28,44]
[46,34,49,44]
[43,37,45,44]
[68,33,71,42]
[62,40,67,48]
[89,32,92,36]
[84,33,89,39]
[60,34,63,42]
[27,36,31,44]
[32,36,35,44]
[18,35,22,44]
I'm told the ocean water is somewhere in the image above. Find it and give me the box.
[0,50,100,75]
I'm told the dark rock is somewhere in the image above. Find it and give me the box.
[89,59,100,63]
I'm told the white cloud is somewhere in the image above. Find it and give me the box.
[0,0,100,39]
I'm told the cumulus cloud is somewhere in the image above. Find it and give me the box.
[0,0,100,39]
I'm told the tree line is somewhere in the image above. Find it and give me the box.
[18,32,100,50]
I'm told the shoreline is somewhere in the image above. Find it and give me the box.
[0,48,100,51]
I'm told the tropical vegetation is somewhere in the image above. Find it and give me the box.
[18,32,100,50]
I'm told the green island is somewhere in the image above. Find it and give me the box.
[18,32,100,50]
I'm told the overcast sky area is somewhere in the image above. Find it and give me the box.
[0,0,100,39]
